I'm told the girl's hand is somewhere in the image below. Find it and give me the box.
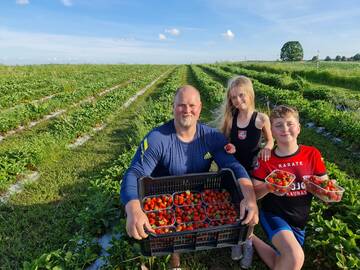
[260,147,271,161]
[224,143,236,154]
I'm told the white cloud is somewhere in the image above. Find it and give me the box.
[16,0,29,5]
[222,29,235,40]
[159,33,167,40]
[61,0,73,7]
[165,28,180,36]
[0,28,211,64]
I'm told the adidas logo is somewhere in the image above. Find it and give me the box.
[204,152,212,160]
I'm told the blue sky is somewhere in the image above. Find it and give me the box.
[1,0,359,64]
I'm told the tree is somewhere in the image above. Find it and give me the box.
[353,53,360,61]
[341,56,347,61]
[280,41,304,61]
[311,55,319,61]
[324,56,332,61]
[335,55,341,61]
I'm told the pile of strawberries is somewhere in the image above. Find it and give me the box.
[265,170,296,195]
[142,189,239,235]
[173,191,202,206]
[175,205,206,223]
[202,189,231,204]
[303,175,344,202]
[143,194,173,211]
[146,209,175,227]
[206,202,237,221]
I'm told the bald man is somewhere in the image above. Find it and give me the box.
[121,85,258,268]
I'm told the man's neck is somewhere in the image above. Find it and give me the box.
[275,143,299,157]
[174,123,197,142]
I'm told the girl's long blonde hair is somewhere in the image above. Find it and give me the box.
[220,75,255,138]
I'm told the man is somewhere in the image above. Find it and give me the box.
[121,85,258,268]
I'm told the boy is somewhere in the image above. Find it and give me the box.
[251,105,328,270]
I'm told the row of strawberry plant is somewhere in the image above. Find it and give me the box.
[0,67,171,193]
[221,64,360,112]
[0,65,112,107]
[305,161,360,270]
[0,65,165,134]
[0,151,35,192]
[24,66,186,270]
[236,62,360,92]
[0,64,165,110]
[198,65,360,269]
[189,65,225,107]
[204,64,360,148]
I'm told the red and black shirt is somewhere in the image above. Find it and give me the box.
[252,145,326,229]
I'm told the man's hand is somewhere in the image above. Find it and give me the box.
[125,199,155,240]
[238,178,259,226]
[239,198,259,226]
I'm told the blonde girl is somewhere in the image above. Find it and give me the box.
[220,75,273,171]
[220,75,273,266]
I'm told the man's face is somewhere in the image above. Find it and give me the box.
[173,87,202,128]
[271,114,300,145]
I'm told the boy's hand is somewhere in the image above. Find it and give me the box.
[224,143,236,154]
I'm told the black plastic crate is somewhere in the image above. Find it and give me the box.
[138,169,250,256]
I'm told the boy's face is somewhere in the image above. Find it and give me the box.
[271,114,300,145]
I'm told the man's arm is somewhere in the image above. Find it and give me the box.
[120,133,163,239]
[252,178,270,199]
[238,178,259,225]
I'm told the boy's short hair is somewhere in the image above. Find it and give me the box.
[270,105,299,123]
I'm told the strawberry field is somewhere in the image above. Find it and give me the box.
[0,62,359,269]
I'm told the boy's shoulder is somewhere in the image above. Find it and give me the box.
[299,144,320,154]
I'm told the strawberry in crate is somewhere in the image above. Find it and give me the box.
[173,190,202,206]
[142,194,173,211]
[202,189,231,204]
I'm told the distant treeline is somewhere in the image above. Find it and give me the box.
[312,53,360,62]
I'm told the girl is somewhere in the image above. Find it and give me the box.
[220,75,274,268]
[220,75,273,172]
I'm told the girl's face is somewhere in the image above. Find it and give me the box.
[271,114,300,145]
[229,87,250,111]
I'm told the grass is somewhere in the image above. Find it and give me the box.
[2,63,357,269]
[0,69,174,268]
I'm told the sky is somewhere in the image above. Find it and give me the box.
[0,0,359,65]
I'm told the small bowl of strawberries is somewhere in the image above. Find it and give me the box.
[265,169,296,196]
[302,175,344,203]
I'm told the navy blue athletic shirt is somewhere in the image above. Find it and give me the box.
[121,120,249,205]
[230,110,262,172]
